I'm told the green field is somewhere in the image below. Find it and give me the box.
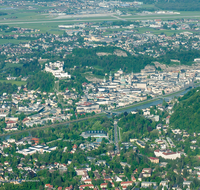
[0,39,29,45]
[0,9,199,29]
[0,6,200,36]
[0,80,27,86]
[4,63,23,69]
[136,27,192,36]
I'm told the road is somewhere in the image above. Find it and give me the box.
[118,126,121,141]
[114,120,119,153]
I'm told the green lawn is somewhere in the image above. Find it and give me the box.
[135,27,193,36]
[4,63,23,69]
[0,39,29,45]
[0,80,27,86]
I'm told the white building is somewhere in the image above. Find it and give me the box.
[154,149,181,160]
[76,102,100,113]
[17,145,57,156]
[141,182,157,188]
[44,61,71,79]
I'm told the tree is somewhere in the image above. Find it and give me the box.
[163,23,168,29]
[124,111,128,117]
[18,112,26,121]
[107,181,112,188]
[88,89,93,94]
[27,71,55,92]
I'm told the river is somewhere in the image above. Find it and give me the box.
[116,87,192,114]
[0,87,194,141]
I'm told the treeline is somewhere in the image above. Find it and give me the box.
[0,12,7,16]
[156,1,200,11]
[158,50,200,65]
[170,87,200,133]
[0,82,18,95]
[7,60,40,77]
[26,72,55,92]
[108,20,140,26]
[0,25,17,33]
[64,46,154,74]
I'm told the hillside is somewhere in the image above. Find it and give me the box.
[117,112,157,141]
[170,87,200,133]
[64,47,154,74]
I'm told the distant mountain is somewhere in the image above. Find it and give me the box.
[170,87,200,132]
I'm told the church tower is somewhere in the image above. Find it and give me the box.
[129,74,132,85]
[109,72,112,82]
[103,76,106,83]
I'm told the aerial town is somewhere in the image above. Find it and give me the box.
[1,0,200,189]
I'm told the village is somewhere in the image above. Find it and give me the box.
[1,0,200,189]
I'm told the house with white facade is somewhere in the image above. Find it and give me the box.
[154,149,182,160]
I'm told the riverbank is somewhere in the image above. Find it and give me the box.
[112,86,194,112]
[114,98,160,112]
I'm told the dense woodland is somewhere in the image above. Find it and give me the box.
[0,82,18,95]
[7,60,40,77]
[159,50,200,65]
[170,87,200,133]
[64,47,154,74]
[0,12,7,16]
[26,72,55,92]
[59,73,88,95]
[118,112,157,140]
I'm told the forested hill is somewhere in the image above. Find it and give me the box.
[170,87,200,133]
[64,47,154,74]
